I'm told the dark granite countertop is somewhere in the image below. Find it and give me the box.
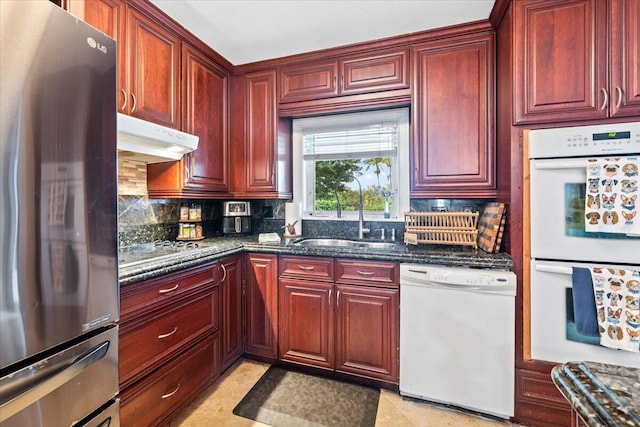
[119,235,513,286]
[552,361,640,426]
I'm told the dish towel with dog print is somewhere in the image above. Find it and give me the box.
[584,156,639,234]
[590,267,640,352]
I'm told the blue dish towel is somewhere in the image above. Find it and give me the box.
[571,267,600,337]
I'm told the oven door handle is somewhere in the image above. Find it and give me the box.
[532,159,587,170]
[534,263,573,275]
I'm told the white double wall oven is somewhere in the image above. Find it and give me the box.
[528,122,640,368]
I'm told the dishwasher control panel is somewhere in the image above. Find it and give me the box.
[400,264,516,295]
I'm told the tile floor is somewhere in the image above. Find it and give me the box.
[171,359,522,427]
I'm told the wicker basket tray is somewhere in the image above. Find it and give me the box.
[404,211,479,248]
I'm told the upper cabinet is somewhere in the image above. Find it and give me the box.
[229,71,292,199]
[125,8,181,128]
[278,48,410,103]
[411,32,496,198]
[514,0,640,124]
[147,43,230,197]
[69,0,180,128]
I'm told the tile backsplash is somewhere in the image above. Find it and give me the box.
[118,196,494,247]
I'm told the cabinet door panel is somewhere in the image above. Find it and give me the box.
[514,0,608,123]
[412,33,495,196]
[340,48,410,96]
[127,9,180,128]
[220,255,244,371]
[279,61,338,103]
[245,253,278,358]
[182,44,229,191]
[245,71,277,192]
[335,285,398,383]
[279,279,334,369]
[610,0,640,117]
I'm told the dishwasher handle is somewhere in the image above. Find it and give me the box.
[403,279,515,295]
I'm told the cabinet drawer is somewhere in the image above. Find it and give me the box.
[335,259,399,288]
[120,336,217,427]
[279,255,334,281]
[121,263,217,319]
[120,289,218,386]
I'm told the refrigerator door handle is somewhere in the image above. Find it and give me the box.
[0,341,110,422]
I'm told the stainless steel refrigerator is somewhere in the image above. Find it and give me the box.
[0,1,119,425]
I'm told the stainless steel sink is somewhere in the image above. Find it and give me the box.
[294,238,397,250]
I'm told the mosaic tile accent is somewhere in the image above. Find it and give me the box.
[118,159,147,196]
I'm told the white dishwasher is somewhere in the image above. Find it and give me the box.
[399,264,516,419]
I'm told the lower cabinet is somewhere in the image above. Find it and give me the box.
[244,253,279,359]
[220,254,244,371]
[279,278,335,369]
[119,263,220,426]
[278,255,399,384]
[334,284,399,383]
[119,335,219,427]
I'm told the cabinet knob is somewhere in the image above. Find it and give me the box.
[120,89,127,110]
[220,263,227,283]
[157,326,178,339]
[158,284,179,294]
[600,88,609,110]
[616,87,623,109]
[161,384,180,399]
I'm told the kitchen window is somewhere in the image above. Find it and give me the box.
[292,108,409,220]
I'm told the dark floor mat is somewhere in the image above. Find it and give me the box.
[233,366,380,427]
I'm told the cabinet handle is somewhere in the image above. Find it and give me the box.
[616,86,623,109]
[297,265,315,271]
[328,289,332,305]
[356,270,375,276]
[120,89,127,110]
[131,92,137,112]
[158,327,178,339]
[336,290,340,307]
[600,88,608,110]
[220,263,227,283]
[158,284,179,294]
[161,384,180,399]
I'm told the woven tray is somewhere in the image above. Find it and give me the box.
[404,211,479,248]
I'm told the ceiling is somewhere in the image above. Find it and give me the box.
[149,0,496,65]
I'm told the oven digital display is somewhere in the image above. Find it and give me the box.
[592,131,631,140]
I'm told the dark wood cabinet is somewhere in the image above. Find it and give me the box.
[147,43,230,197]
[229,71,292,198]
[244,253,279,359]
[514,0,640,124]
[334,284,398,383]
[69,0,180,128]
[515,368,572,427]
[278,256,399,384]
[411,31,495,198]
[126,8,181,128]
[120,336,218,427]
[245,70,278,193]
[279,278,335,369]
[119,263,220,426]
[219,254,244,371]
[278,47,410,103]
[279,61,339,103]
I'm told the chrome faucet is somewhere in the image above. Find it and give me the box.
[336,174,370,239]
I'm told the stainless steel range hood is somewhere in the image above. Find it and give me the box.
[117,113,199,163]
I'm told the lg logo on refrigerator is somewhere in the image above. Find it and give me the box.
[86,37,107,54]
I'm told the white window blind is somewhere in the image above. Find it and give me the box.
[302,122,398,160]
